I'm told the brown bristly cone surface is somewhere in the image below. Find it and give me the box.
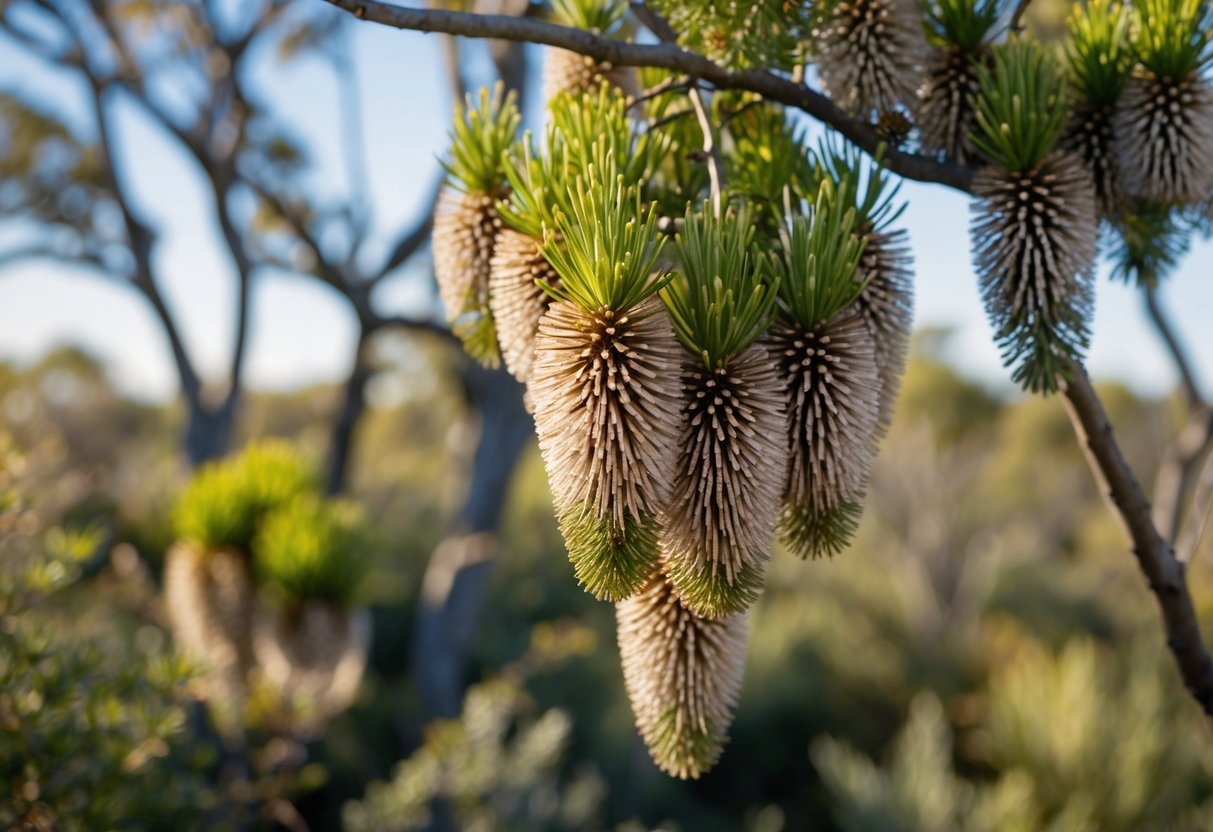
[530,295,683,527]
[1113,72,1213,205]
[661,344,787,616]
[489,228,561,383]
[916,47,985,164]
[769,310,881,550]
[854,228,914,436]
[432,186,501,322]
[253,602,371,724]
[543,47,639,102]
[163,543,255,707]
[1062,101,1122,218]
[815,0,927,115]
[616,571,749,780]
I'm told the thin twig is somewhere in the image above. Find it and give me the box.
[1145,284,1203,409]
[647,106,695,131]
[687,84,723,216]
[627,74,691,109]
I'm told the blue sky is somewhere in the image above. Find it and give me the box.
[1,11,1211,403]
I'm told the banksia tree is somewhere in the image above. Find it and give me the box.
[769,186,879,559]
[818,141,915,435]
[918,0,1003,163]
[544,0,634,101]
[970,40,1099,392]
[616,571,749,779]
[813,0,928,116]
[658,205,785,618]
[531,168,682,601]
[433,86,521,365]
[1063,0,1134,217]
[1113,0,1213,204]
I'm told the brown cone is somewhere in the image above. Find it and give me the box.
[916,47,985,164]
[489,228,561,383]
[815,0,927,115]
[661,345,787,618]
[432,186,500,323]
[1113,72,1213,205]
[769,309,881,558]
[854,228,914,436]
[542,47,639,103]
[616,571,749,780]
[1062,101,1122,218]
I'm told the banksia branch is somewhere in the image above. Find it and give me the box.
[770,187,880,559]
[970,40,1099,393]
[659,206,786,617]
[813,0,928,116]
[616,571,749,779]
[433,85,522,366]
[531,169,682,600]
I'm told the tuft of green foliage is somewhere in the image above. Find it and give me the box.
[539,167,668,312]
[923,0,1003,50]
[666,557,764,619]
[661,203,779,369]
[973,39,1070,172]
[172,440,315,555]
[1130,0,1213,77]
[453,307,502,369]
[255,495,370,606]
[725,102,817,229]
[546,86,669,191]
[1065,0,1134,105]
[558,508,657,601]
[550,0,626,32]
[1108,202,1193,285]
[442,84,521,195]
[772,183,867,329]
[499,139,559,239]
[814,137,906,234]
[648,0,807,69]
[780,499,863,560]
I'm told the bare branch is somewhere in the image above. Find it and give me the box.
[1145,284,1203,409]
[0,243,115,277]
[1009,0,1032,32]
[323,0,975,191]
[1061,365,1213,714]
[371,174,443,285]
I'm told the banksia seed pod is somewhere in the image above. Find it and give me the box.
[434,86,522,366]
[616,571,749,779]
[971,41,1099,392]
[917,0,1002,163]
[659,206,786,617]
[544,0,637,101]
[531,171,682,601]
[770,186,879,559]
[488,228,561,383]
[814,0,928,115]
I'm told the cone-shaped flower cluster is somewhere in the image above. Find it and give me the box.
[543,0,636,101]
[970,40,1099,392]
[432,86,521,366]
[814,0,929,116]
[917,0,1002,163]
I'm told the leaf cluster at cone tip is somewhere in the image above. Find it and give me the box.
[498,138,554,240]
[255,494,371,606]
[550,0,626,33]
[559,508,657,600]
[773,181,867,328]
[546,85,670,191]
[539,164,668,311]
[724,102,817,226]
[923,0,1004,50]
[1129,0,1213,77]
[1109,201,1192,285]
[814,136,906,233]
[661,203,780,369]
[973,39,1070,172]
[1065,0,1134,105]
[441,83,521,195]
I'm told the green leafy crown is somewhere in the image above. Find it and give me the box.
[550,0,626,32]
[1065,0,1133,105]
[725,102,816,227]
[442,83,521,195]
[661,203,780,369]
[546,85,669,192]
[814,136,906,234]
[924,0,1004,50]
[1130,0,1213,77]
[255,494,370,606]
[973,39,1070,172]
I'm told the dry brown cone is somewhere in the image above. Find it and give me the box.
[815,0,928,115]
[253,602,371,725]
[853,228,914,436]
[917,47,986,164]
[163,542,255,710]
[1113,72,1213,205]
[769,309,881,559]
[432,186,502,363]
[661,344,787,618]
[1062,101,1122,218]
[542,48,639,103]
[616,570,749,780]
[488,227,561,383]
[531,295,683,601]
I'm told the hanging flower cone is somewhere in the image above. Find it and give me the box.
[814,0,928,115]
[543,0,637,102]
[658,205,786,618]
[163,543,256,708]
[432,85,522,366]
[616,570,749,779]
[488,228,561,383]
[1062,0,1133,217]
[1112,0,1213,204]
[971,40,1099,393]
[916,0,1002,163]
[531,171,682,601]
[769,184,881,559]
